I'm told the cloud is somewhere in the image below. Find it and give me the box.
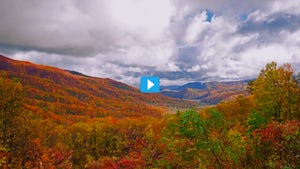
[0,0,300,86]
[240,13,300,36]
[0,0,100,55]
[176,1,300,81]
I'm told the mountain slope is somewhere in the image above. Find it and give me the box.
[161,81,250,104]
[0,55,196,123]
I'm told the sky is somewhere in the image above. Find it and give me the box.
[1,0,300,87]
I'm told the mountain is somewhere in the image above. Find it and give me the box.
[161,80,250,105]
[161,82,206,91]
[0,55,196,123]
[178,82,207,90]
[160,85,181,91]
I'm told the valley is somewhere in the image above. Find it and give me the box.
[0,56,299,168]
[161,80,250,104]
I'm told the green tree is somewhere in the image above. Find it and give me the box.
[247,80,255,94]
[0,74,37,168]
[0,74,24,145]
[0,74,26,166]
[159,109,224,168]
[252,62,299,122]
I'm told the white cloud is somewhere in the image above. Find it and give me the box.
[187,65,201,72]
[1,0,300,86]
[183,11,210,44]
[247,10,269,22]
[107,0,174,41]
[270,0,300,15]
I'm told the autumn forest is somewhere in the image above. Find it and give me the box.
[0,56,300,169]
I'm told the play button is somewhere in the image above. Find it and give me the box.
[140,76,160,93]
[147,79,154,90]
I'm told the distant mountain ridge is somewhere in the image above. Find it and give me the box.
[161,80,250,105]
[0,55,196,123]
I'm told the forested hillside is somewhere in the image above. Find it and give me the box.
[0,60,299,168]
[161,80,249,104]
[0,55,195,123]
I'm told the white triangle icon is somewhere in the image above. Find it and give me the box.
[147,79,154,90]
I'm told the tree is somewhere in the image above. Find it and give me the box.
[158,109,225,168]
[0,74,24,144]
[0,74,26,166]
[252,62,298,122]
[247,80,255,94]
[0,74,40,168]
[217,95,254,124]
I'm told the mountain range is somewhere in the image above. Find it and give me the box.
[0,55,250,123]
[161,80,250,105]
[0,55,196,123]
